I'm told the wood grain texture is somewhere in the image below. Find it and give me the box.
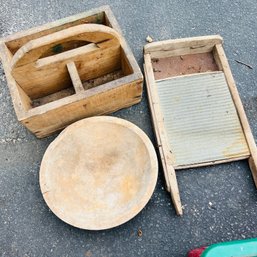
[0,43,31,114]
[66,61,84,93]
[214,44,257,187]
[144,35,223,54]
[36,42,99,68]
[149,44,215,59]
[40,116,158,230]
[144,54,183,216]
[144,35,256,214]
[11,24,121,99]
[12,37,121,99]
[144,35,223,59]
[22,78,143,138]
[0,6,143,137]
[2,6,109,53]
[11,24,121,68]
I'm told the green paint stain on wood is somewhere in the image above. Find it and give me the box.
[96,14,102,24]
[52,44,63,54]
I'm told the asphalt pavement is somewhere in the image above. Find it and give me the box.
[0,1,257,256]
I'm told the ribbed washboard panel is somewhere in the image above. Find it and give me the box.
[156,72,250,167]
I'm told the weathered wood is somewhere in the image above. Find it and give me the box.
[144,35,223,58]
[214,44,257,187]
[40,116,158,230]
[22,78,143,138]
[175,156,249,170]
[11,24,121,68]
[249,157,257,186]
[0,6,143,137]
[149,44,215,59]
[143,65,170,191]
[0,43,31,114]
[212,46,223,71]
[3,6,108,54]
[36,43,99,68]
[12,37,121,99]
[11,24,121,98]
[144,54,183,215]
[66,61,84,93]
[144,35,256,215]
[121,48,133,76]
[16,83,32,110]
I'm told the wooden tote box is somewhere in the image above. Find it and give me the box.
[0,6,143,138]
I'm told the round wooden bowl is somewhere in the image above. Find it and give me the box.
[40,116,158,230]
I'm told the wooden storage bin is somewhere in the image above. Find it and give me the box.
[0,6,143,138]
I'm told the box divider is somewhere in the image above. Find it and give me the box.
[66,61,84,93]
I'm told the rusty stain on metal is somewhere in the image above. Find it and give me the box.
[156,72,250,167]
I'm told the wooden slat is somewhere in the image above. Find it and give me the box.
[144,54,183,216]
[121,48,133,76]
[36,43,98,68]
[144,35,223,58]
[150,44,215,59]
[175,156,250,170]
[144,35,223,53]
[143,65,169,190]
[16,83,32,110]
[214,44,257,186]
[66,62,84,93]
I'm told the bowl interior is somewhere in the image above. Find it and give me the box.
[40,117,158,230]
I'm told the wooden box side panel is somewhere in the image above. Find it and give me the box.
[1,6,111,54]
[22,79,143,138]
[0,43,31,117]
[104,8,142,77]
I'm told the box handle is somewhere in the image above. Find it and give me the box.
[11,24,121,69]
[9,24,122,99]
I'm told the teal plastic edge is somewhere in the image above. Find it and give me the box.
[201,238,257,257]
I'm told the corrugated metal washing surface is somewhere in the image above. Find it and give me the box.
[156,72,250,167]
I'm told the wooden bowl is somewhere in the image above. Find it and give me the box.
[40,116,158,230]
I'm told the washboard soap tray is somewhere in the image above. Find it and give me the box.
[144,35,257,215]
